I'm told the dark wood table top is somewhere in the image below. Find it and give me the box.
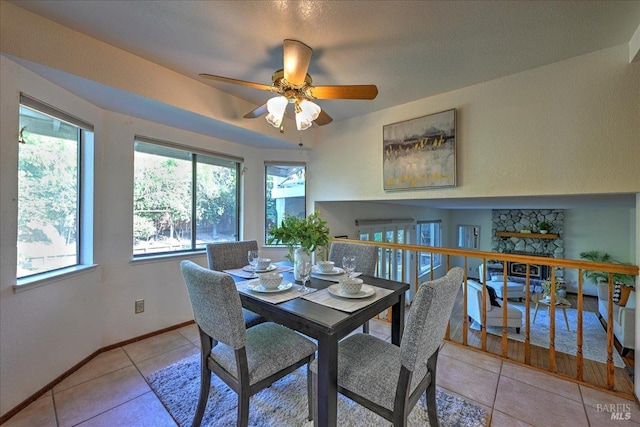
[238,270,408,339]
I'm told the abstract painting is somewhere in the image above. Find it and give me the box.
[383,109,456,190]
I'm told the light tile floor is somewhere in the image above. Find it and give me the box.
[4,321,639,426]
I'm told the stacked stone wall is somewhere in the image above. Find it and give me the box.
[491,209,564,258]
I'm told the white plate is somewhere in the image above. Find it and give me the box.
[247,281,293,293]
[243,264,277,273]
[312,266,345,275]
[327,284,375,299]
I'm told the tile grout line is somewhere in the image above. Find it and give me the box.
[130,340,181,427]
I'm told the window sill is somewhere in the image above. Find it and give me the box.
[131,250,206,265]
[14,264,99,294]
[418,264,443,279]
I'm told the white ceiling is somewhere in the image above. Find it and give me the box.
[6,0,640,209]
[9,0,640,125]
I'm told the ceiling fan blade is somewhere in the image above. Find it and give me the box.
[314,110,333,126]
[283,39,312,86]
[310,85,378,100]
[243,103,268,119]
[199,73,272,91]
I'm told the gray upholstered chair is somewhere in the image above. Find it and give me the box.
[328,241,378,276]
[206,240,264,328]
[311,267,464,427]
[181,261,317,427]
[329,240,378,332]
[206,240,259,271]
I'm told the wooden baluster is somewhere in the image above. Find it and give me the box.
[462,257,468,346]
[549,269,556,373]
[501,263,508,357]
[524,265,531,365]
[414,250,419,296]
[606,273,615,390]
[481,260,487,351]
[576,270,584,381]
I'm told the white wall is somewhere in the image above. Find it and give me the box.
[0,56,308,415]
[564,208,637,285]
[309,44,640,202]
[314,201,447,241]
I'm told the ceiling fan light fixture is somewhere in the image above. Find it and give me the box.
[295,99,321,131]
[265,96,288,128]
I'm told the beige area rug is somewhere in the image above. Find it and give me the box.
[472,302,625,368]
[148,354,487,426]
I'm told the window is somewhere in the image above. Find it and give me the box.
[264,163,306,244]
[357,219,413,281]
[17,95,94,279]
[458,225,480,249]
[133,138,241,257]
[416,220,442,274]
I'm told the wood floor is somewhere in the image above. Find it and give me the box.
[446,289,635,396]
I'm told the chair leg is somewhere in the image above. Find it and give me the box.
[307,363,313,421]
[425,382,439,427]
[516,327,521,334]
[426,351,440,427]
[237,393,249,427]
[192,366,211,427]
[311,369,318,427]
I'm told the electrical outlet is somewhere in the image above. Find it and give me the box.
[135,299,144,314]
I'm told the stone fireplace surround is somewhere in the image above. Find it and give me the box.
[491,209,564,259]
[489,209,564,292]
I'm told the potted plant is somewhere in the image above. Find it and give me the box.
[579,250,635,285]
[541,278,567,298]
[267,210,330,264]
[537,221,553,234]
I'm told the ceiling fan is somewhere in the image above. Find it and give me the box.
[199,39,378,132]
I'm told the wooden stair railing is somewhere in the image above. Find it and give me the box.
[329,238,638,398]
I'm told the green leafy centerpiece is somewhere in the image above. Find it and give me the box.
[267,211,330,263]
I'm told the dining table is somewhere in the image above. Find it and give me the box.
[225,263,409,427]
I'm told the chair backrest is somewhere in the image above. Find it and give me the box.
[328,241,377,275]
[466,279,493,320]
[400,267,464,371]
[180,260,246,349]
[205,240,258,271]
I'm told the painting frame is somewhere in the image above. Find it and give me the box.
[383,108,456,191]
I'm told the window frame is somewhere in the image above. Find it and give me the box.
[264,162,307,246]
[132,137,242,259]
[416,220,442,275]
[15,94,95,290]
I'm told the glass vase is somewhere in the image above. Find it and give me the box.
[294,247,312,281]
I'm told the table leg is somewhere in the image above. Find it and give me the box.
[533,302,540,323]
[391,292,406,346]
[562,308,570,331]
[316,334,338,427]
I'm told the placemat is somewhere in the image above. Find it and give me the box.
[224,264,293,279]
[301,284,392,313]
[236,279,315,304]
